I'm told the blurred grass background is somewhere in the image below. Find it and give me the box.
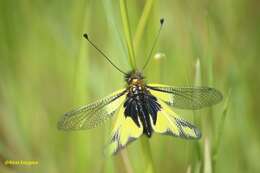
[1,0,260,173]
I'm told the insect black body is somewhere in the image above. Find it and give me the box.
[124,70,161,137]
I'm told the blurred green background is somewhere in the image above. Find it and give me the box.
[1,0,260,173]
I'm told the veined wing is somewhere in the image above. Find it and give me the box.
[57,89,127,130]
[152,99,201,139]
[105,104,143,155]
[147,83,223,110]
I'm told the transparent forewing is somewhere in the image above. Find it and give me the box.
[147,84,223,110]
[57,89,127,130]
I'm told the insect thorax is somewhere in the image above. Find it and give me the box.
[124,70,145,85]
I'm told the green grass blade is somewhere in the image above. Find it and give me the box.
[134,0,154,52]
[191,58,202,173]
[140,136,155,173]
[121,150,134,173]
[120,0,136,69]
[212,89,231,171]
[102,0,129,69]
[203,138,212,173]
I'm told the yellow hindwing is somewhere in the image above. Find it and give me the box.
[152,100,201,139]
[105,104,143,155]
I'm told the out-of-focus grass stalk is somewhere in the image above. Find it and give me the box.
[203,138,212,173]
[120,0,136,69]
[121,150,134,173]
[194,59,202,149]
[191,58,202,173]
[74,30,88,104]
[133,0,154,52]
[212,90,231,172]
[206,13,213,87]
[73,3,90,173]
[102,0,128,63]
[203,60,214,173]
[141,137,155,173]
[73,0,89,105]
[202,60,217,172]
[203,14,215,173]
[102,1,127,172]
[194,58,202,86]
[206,11,216,141]
[154,53,165,80]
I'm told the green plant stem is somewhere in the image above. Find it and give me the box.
[141,137,155,173]
[120,0,136,69]
[203,137,212,173]
[212,90,231,172]
[73,4,91,173]
[134,0,154,52]
[121,150,134,173]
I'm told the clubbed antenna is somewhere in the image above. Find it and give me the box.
[83,33,127,75]
[142,18,164,70]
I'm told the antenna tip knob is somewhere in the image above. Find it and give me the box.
[160,18,164,25]
[83,33,89,40]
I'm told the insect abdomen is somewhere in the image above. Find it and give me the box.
[137,101,152,137]
[124,88,161,137]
